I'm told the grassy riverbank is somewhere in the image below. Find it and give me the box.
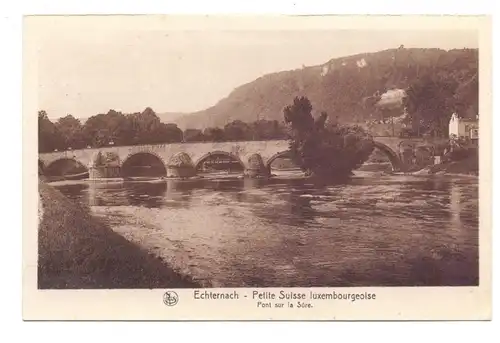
[38,181,199,289]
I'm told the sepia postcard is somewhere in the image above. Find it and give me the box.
[23,15,492,320]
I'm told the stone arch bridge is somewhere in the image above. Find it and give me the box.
[38,137,443,179]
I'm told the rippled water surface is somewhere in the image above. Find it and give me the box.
[54,172,479,287]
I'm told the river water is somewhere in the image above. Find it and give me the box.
[53,171,479,287]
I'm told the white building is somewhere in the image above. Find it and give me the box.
[449,113,479,139]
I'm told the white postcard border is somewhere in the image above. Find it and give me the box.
[22,14,492,321]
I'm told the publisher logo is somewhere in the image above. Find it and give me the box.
[163,291,179,307]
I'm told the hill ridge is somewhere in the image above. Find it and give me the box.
[170,47,478,130]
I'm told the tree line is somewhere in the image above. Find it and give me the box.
[38,108,287,153]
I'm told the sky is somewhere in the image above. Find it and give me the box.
[37,28,478,120]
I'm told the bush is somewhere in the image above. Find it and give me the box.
[445,147,471,162]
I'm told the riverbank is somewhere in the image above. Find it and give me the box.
[412,155,479,177]
[38,181,199,289]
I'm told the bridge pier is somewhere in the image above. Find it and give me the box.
[167,152,196,178]
[88,151,121,179]
[244,168,271,178]
[167,166,196,178]
[89,166,121,179]
[244,153,271,178]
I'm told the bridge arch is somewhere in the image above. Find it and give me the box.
[372,141,402,171]
[44,158,88,178]
[121,151,167,177]
[266,147,402,172]
[194,151,245,171]
[265,150,293,170]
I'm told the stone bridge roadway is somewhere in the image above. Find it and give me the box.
[38,137,444,178]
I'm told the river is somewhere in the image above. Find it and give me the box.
[52,171,479,287]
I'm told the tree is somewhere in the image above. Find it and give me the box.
[284,96,314,132]
[183,129,205,142]
[133,107,164,144]
[284,96,374,179]
[203,127,225,142]
[223,120,252,141]
[453,72,478,118]
[119,108,161,145]
[38,110,65,152]
[55,115,87,149]
[251,120,286,140]
[83,110,129,147]
[403,74,458,137]
[162,123,183,143]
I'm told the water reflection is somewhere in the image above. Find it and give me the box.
[450,182,461,228]
[163,179,196,209]
[53,173,479,287]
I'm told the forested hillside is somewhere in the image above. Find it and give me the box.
[173,47,478,131]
